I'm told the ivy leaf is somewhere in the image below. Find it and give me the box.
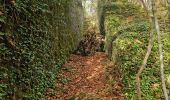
[0,16,6,23]
[0,32,6,35]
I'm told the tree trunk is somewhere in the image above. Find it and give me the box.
[151,0,169,99]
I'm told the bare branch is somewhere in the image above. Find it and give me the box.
[135,0,154,100]
[139,0,149,13]
[136,0,169,99]
[136,22,154,100]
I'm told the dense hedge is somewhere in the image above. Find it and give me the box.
[104,1,170,99]
[0,0,83,99]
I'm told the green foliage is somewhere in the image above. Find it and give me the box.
[104,2,142,18]
[105,15,121,32]
[0,0,83,99]
[104,1,170,99]
[112,32,170,99]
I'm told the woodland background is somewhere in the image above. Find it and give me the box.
[0,0,170,99]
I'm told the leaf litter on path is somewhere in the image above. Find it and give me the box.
[46,52,124,100]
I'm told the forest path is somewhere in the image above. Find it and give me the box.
[46,52,124,100]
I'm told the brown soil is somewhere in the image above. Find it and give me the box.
[46,52,124,100]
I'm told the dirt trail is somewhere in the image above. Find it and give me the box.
[46,52,124,100]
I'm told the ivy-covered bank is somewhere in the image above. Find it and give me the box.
[0,0,83,99]
[103,1,170,99]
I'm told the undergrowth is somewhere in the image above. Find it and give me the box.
[104,1,170,99]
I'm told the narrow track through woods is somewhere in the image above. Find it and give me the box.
[46,52,124,100]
